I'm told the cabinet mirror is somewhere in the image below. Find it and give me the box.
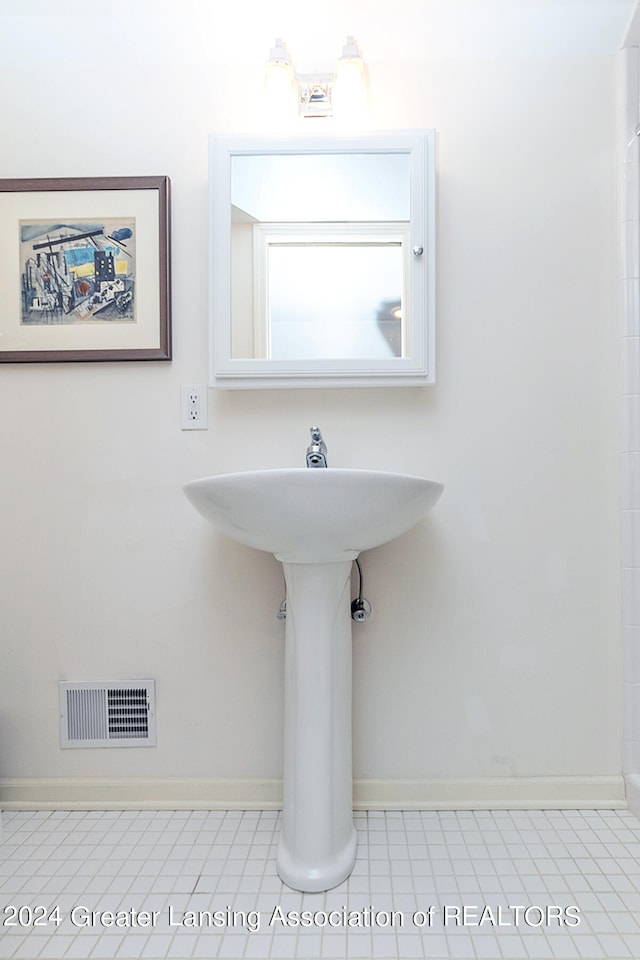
[209,131,435,388]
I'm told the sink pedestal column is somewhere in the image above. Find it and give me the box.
[277,559,357,893]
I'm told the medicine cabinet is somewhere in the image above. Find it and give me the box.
[209,130,435,388]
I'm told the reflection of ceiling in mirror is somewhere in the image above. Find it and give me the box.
[231,205,257,224]
[231,153,411,223]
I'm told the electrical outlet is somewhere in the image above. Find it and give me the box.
[180,384,208,430]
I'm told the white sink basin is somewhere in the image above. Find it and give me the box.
[183,468,443,562]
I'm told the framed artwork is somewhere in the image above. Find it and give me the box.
[0,176,171,362]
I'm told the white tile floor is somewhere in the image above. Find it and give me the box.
[1,808,640,960]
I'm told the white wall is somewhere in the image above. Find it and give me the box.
[0,0,627,805]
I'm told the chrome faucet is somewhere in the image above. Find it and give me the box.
[306,426,328,467]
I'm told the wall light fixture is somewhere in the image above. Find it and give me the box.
[264,36,368,122]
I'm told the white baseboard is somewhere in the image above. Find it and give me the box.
[0,778,281,810]
[626,773,640,818]
[0,775,626,810]
[357,776,626,809]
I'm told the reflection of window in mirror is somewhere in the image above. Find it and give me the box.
[248,223,410,361]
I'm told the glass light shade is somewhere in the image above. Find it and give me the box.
[332,56,367,122]
[263,60,297,125]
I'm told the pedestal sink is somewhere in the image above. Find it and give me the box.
[183,467,443,892]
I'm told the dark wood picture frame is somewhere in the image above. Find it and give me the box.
[0,176,171,362]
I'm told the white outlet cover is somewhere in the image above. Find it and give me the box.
[181,384,208,430]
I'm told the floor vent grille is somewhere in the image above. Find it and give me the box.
[59,680,156,748]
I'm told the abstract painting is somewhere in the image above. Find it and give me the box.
[20,218,136,325]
